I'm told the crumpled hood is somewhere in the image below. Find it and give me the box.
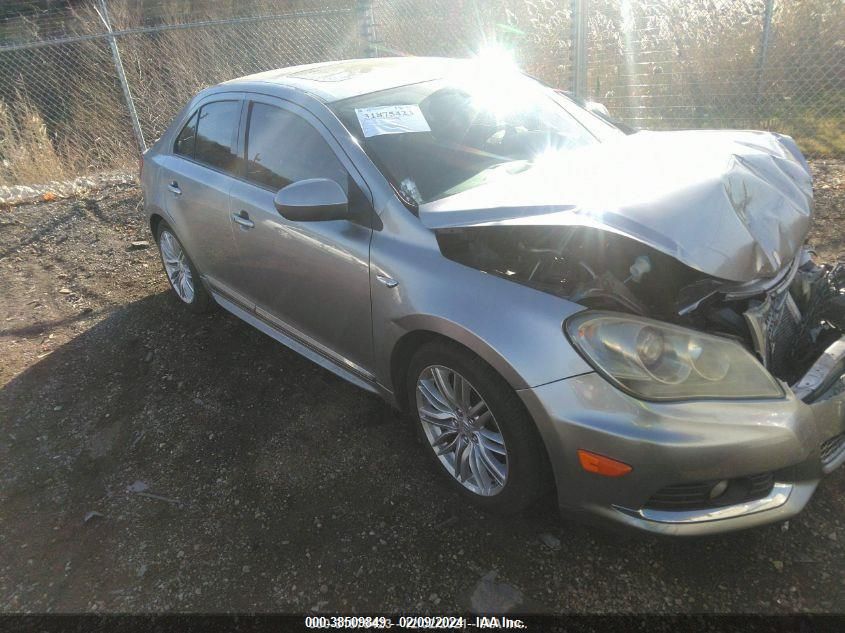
[419,130,813,283]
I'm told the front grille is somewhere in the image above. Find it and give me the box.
[645,472,774,511]
[821,433,845,467]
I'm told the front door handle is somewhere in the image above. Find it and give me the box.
[376,274,399,288]
[232,211,255,229]
[167,181,182,195]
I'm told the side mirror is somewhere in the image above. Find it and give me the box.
[273,178,348,222]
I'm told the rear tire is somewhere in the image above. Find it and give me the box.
[406,340,551,514]
[155,221,213,314]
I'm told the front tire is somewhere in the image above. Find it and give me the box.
[155,221,213,313]
[406,340,551,514]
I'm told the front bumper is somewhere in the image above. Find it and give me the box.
[519,337,845,536]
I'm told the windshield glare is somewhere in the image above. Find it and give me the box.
[330,75,619,205]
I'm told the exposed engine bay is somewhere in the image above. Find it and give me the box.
[436,225,845,385]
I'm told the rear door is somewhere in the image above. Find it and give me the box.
[161,96,246,298]
[228,95,376,376]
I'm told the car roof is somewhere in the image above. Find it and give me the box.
[222,57,469,103]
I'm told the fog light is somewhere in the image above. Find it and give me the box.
[709,479,730,499]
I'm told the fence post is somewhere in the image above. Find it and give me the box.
[754,0,774,125]
[570,0,589,98]
[96,0,146,152]
[357,0,379,58]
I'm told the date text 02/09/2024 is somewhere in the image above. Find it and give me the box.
[303,615,528,629]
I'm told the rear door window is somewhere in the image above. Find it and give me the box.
[192,100,241,174]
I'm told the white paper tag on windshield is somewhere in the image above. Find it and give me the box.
[355,105,431,138]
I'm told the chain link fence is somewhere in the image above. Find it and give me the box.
[0,0,842,187]
[370,0,575,89]
[0,0,361,186]
[586,0,844,156]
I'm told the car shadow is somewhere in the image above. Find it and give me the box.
[1,290,843,612]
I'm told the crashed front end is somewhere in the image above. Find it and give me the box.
[421,130,845,533]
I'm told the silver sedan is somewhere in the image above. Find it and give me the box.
[140,57,845,535]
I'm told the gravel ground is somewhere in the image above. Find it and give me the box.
[0,161,844,614]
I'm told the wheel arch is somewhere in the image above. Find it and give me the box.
[390,324,558,501]
[149,213,165,240]
[388,318,529,413]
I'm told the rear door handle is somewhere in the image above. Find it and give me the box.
[167,181,182,195]
[232,211,255,229]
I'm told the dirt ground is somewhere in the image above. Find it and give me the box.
[1,160,844,614]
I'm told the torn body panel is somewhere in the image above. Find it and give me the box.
[435,224,704,319]
[437,219,844,384]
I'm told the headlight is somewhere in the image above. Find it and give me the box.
[565,312,784,401]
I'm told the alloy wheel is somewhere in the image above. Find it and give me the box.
[415,365,509,496]
[159,230,195,304]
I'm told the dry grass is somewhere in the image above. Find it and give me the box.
[0,0,841,186]
[86,0,360,142]
[791,117,845,158]
[0,29,137,186]
[0,94,67,185]
[375,0,843,156]
[582,0,844,143]
[0,0,358,186]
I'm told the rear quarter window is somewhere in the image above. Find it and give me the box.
[174,111,198,157]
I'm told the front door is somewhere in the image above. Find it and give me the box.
[228,97,375,376]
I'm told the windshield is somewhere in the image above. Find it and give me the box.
[330,73,622,205]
